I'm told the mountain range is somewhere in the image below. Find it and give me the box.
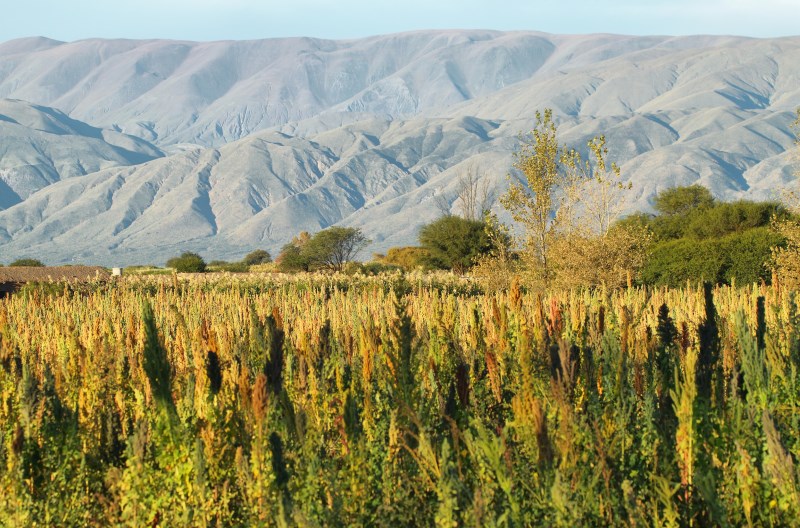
[0,30,798,265]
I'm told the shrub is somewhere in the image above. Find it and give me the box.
[652,184,714,216]
[10,258,45,267]
[276,232,312,272]
[277,228,370,273]
[623,185,789,287]
[277,243,310,272]
[375,246,431,271]
[641,238,727,286]
[165,252,206,273]
[303,227,370,272]
[243,249,272,266]
[418,216,494,273]
[641,227,781,287]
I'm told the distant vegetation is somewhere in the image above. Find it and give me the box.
[8,258,44,267]
[418,215,496,274]
[631,188,788,287]
[362,109,800,292]
[277,227,369,273]
[164,249,273,274]
[242,249,272,266]
[165,252,207,273]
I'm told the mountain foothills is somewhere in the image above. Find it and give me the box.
[0,30,798,265]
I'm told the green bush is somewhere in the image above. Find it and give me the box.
[683,200,786,239]
[277,243,310,272]
[652,184,714,216]
[418,216,494,273]
[641,227,782,287]
[626,185,791,287]
[375,246,431,271]
[277,228,369,273]
[165,252,206,273]
[242,249,272,266]
[644,193,788,242]
[719,227,784,284]
[10,258,45,267]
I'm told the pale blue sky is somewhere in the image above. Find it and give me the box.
[1,0,797,42]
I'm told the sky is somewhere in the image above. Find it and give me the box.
[0,0,797,43]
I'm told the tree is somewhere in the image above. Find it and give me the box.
[10,258,45,267]
[418,216,494,274]
[500,109,644,289]
[500,109,561,286]
[434,165,495,220]
[628,184,788,287]
[684,200,786,239]
[303,227,370,272]
[276,232,312,272]
[243,249,272,266]
[166,252,206,273]
[653,184,714,216]
[642,228,781,287]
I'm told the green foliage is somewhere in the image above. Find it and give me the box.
[418,215,494,273]
[9,258,44,267]
[684,200,785,239]
[653,184,714,216]
[641,227,782,287]
[165,252,207,273]
[375,246,431,271]
[629,185,790,286]
[646,198,788,241]
[304,226,370,272]
[278,227,370,273]
[243,249,272,266]
[277,242,310,272]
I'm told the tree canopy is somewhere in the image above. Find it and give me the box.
[9,258,45,267]
[277,228,369,273]
[627,185,791,287]
[242,249,272,266]
[166,252,206,273]
[304,227,370,272]
[652,184,714,216]
[418,215,495,274]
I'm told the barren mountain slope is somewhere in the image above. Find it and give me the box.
[0,99,163,209]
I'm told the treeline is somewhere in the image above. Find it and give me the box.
[164,249,273,273]
[626,185,789,287]
[371,183,792,289]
